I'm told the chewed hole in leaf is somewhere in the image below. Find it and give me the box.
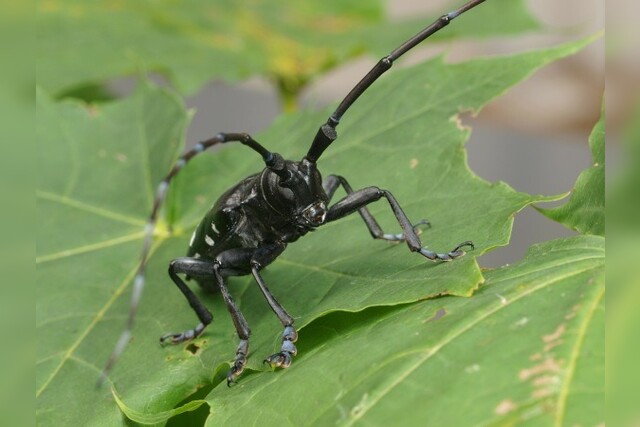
[185,343,201,355]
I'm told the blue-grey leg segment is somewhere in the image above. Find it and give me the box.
[263,325,298,369]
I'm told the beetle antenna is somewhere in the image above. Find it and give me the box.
[98,132,280,385]
[306,0,487,162]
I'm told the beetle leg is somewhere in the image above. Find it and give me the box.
[325,186,473,261]
[204,261,251,387]
[160,258,215,345]
[323,175,431,243]
[248,244,298,369]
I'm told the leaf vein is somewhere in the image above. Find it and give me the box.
[36,240,164,398]
[37,190,146,226]
[36,232,145,264]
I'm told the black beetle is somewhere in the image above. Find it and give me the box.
[102,0,483,386]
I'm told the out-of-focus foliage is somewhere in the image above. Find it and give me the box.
[1,2,34,427]
[607,102,640,427]
[37,0,538,102]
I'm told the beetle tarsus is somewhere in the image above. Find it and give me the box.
[159,322,205,345]
[227,339,249,386]
[419,241,475,262]
[264,351,293,369]
[264,324,298,369]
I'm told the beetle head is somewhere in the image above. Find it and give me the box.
[264,156,328,227]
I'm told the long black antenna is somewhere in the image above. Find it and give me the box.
[306,0,487,162]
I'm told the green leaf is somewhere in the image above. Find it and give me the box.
[36,37,596,426]
[203,235,604,426]
[536,102,605,236]
[36,83,190,426]
[37,0,538,98]
[113,388,207,425]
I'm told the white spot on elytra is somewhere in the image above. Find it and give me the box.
[189,231,196,246]
[211,223,220,234]
[205,235,215,246]
[194,252,201,258]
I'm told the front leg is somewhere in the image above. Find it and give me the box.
[326,186,473,261]
[323,175,430,242]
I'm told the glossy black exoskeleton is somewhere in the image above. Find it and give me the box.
[101,0,484,386]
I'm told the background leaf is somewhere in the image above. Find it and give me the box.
[36,37,595,426]
[606,104,640,426]
[201,235,604,426]
[359,0,539,57]
[37,0,539,99]
[536,103,605,236]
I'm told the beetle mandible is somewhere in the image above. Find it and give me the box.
[101,0,484,386]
